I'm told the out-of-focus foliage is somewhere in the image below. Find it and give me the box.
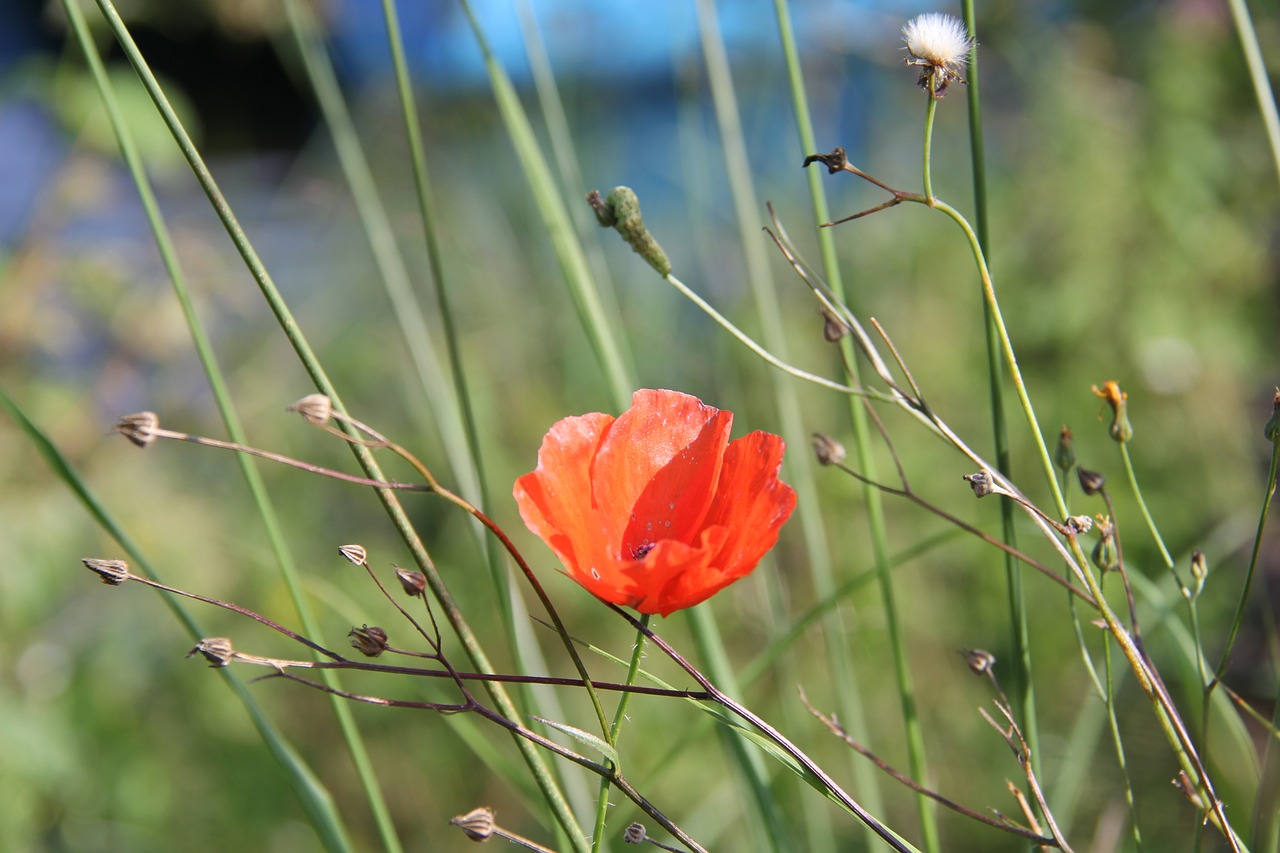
[1,1,1276,851]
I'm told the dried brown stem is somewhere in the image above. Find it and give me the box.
[799,687,1059,846]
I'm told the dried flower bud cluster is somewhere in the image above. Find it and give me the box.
[349,625,389,658]
[450,807,495,841]
[1077,467,1106,496]
[1065,515,1094,535]
[338,544,368,567]
[395,566,427,596]
[187,637,236,668]
[82,557,131,586]
[960,648,996,675]
[962,470,994,498]
[902,13,974,97]
[288,394,333,426]
[811,433,846,467]
[114,412,160,448]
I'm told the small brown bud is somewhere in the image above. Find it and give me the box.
[338,544,368,567]
[821,308,848,342]
[1076,467,1106,496]
[113,412,160,448]
[395,567,427,597]
[962,470,994,498]
[82,557,130,586]
[811,433,846,466]
[187,637,235,667]
[451,807,495,841]
[349,625,388,657]
[288,394,333,426]
[1093,381,1133,443]
[624,823,649,844]
[960,648,996,675]
[1054,426,1075,474]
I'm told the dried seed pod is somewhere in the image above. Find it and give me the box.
[187,637,235,668]
[114,412,160,448]
[960,648,996,675]
[337,544,368,567]
[811,433,846,467]
[349,625,389,658]
[82,557,130,586]
[395,567,427,597]
[962,470,994,498]
[288,394,333,426]
[450,807,495,841]
[1077,467,1106,496]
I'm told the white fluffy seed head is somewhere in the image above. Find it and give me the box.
[902,12,973,73]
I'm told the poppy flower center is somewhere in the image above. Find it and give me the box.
[630,541,656,560]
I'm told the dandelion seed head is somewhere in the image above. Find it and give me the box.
[902,13,973,96]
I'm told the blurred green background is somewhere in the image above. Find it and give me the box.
[1,0,1278,851]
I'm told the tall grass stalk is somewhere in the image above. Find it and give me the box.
[88,0,588,845]
[694,0,914,847]
[960,0,1040,781]
[456,0,635,412]
[772,0,901,845]
[377,0,606,832]
[62,1,398,848]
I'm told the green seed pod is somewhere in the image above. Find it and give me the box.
[1091,517,1118,573]
[1264,388,1280,443]
[1054,425,1075,474]
[587,186,672,277]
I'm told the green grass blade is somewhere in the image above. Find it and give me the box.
[457,0,635,410]
[279,0,477,507]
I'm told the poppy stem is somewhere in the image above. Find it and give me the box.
[609,604,917,853]
[593,614,652,851]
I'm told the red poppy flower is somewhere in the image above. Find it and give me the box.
[513,389,797,616]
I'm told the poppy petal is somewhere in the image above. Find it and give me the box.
[591,390,725,553]
[621,411,731,559]
[701,431,797,579]
[513,412,615,580]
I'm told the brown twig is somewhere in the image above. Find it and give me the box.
[799,687,1059,846]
